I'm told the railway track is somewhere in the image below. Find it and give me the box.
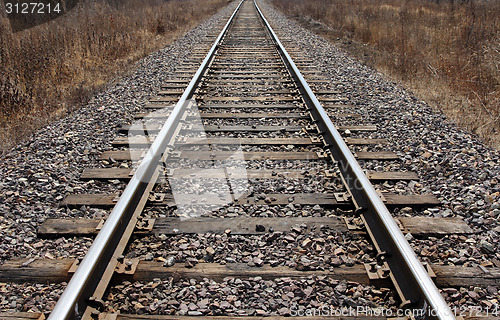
[1,0,498,319]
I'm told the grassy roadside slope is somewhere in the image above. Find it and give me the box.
[269,0,499,148]
[0,0,230,154]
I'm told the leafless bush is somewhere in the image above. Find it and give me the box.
[270,0,500,148]
[0,0,228,153]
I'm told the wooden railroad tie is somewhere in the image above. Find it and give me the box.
[0,259,497,291]
[60,192,440,208]
[79,167,419,182]
[38,216,472,238]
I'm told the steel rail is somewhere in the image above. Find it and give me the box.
[253,1,455,319]
[47,1,244,319]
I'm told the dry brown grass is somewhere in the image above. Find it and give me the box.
[0,0,229,154]
[270,0,500,148]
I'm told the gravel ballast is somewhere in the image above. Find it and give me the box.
[0,2,238,313]
[1,0,499,314]
[258,0,500,309]
[258,0,500,256]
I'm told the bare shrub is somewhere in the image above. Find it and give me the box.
[270,0,500,148]
[0,0,229,153]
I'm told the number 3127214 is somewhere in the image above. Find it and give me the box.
[5,2,61,14]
